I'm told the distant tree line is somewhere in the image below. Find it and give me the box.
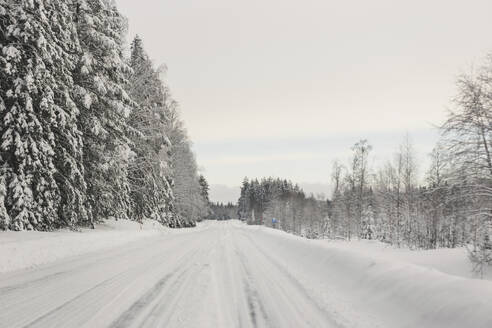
[238,177,330,238]
[0,0,209,230]
[209,202,237,221]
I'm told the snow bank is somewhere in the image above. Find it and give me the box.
[0,219,169,274]
[243,223,492,328]
[323,239,492,281]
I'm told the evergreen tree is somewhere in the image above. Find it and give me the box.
[238,177,250,220]
[198,175,209,203]
[127,35,175,225]
[0,168,9,229]
[0,0,88,230]
[73,0,135,224]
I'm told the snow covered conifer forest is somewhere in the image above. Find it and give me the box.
[0,0,209,231]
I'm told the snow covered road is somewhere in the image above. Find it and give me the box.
[1,221,491,328]
[0,222,336,328]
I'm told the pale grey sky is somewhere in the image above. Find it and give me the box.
[117,0,492,203]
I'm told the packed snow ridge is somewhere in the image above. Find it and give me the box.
[0,220,491,328]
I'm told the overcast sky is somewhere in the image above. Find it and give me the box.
[116,0,492,203]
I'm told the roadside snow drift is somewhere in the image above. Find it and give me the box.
[0,219,168,273]
[245,224,492,328]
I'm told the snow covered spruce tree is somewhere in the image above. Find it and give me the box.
[127,36,176,226]
[198,175,210,204]
[0,0,89,230]
[0,170,9,229]
[237,177,251,220]
[73,0,134,224]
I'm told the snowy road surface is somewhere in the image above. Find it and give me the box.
[1,221,491,328]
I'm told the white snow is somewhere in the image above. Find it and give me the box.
[1,220,491,328]
[245,224,492,327]
[321,238,492,281]
[3,45,20,59]
[0,218,168,273]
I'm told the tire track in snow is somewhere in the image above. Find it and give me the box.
[235,248,269,328]
[108,231,220,328]
[232,228,339,328]
[108,266,185,328]
[23,270,130,328]
[0,230,208,328]
[136,235,221,327]
[0,271,68,295]
[21,245,193,328]
[237,229,340,321]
